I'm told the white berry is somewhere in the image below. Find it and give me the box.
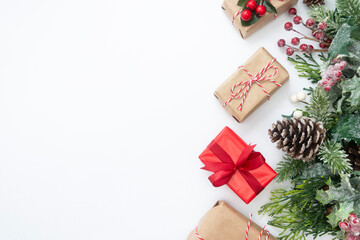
[293,110,303,118]
[296,91,306,101]
[290,94,298,103]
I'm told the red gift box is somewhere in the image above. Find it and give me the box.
[199,126,277,204]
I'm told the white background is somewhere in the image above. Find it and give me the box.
[0,0,335,239]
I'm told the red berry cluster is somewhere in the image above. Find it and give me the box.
[318,58,347,91]
[241,0,267,21]
[339,213,360,240]
[277,8,332,56]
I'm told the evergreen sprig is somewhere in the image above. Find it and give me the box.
[288,53,322,83]
[308,6,345,37]
[276,155,307,182]
[305,86,334,130]
[262,1,360,239]
[259,178,337,240]
[318,141,352,178]
[336,0,360,25]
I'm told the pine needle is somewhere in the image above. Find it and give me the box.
[276,155,307,182]
[259,178,337,240]
[318,141,352,178]
[336,0,360,25]
[288,53,322,83]
[305,86,333,130]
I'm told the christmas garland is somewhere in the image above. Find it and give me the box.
[259,1,360,239]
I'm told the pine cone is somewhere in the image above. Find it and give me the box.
[268,117,326,161]
[344,140,360,171]
[303,0,325,7]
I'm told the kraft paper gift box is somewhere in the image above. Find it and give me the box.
[199,126,277,204]
[214,47,289,123]
[187,201,277,240]
[222,0,299,39]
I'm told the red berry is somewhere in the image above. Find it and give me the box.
[324,86,331,91]
[346,235,356,240]
[286,47,294,56]
[349,213,357,221]
[306,18,315,27]
[335,64,344,71]
[255,5,267,16]
[315,32,324,40]
[241,9,252,21]
[284,22,293,31]
[288,7,297,16]
[277,39,286,47]
[334,71,342,78]
[353,218,360,224]
[325,38,332,44]
[300,44,308,52]
[293,16,302,24]
[318,22,327,30]
[340,221,350,230]
[246,0,257,10]
[340,61,348,68]
[291,37,300,45]
[308,45,314,51]
[312,31,317,37]
[319,42,327,48]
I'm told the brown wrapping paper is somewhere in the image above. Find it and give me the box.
[187,201,277,240]
[222,0,298,39]
[214,47,289,123]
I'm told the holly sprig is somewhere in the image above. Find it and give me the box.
[236,0,277,26]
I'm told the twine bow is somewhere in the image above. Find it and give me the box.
[223,58,281,111]
[195,214,270,240]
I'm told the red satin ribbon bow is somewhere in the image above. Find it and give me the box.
[202,141,266,195]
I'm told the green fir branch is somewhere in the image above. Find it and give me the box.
[288,54,322,83]
[308,6,345,37]
[336,0,360,25]
[276,155,307,182]
[259,178,337,240]
[305,86,334,130]
[318,141,352,178]
[319,52,330,63]
[303,87,314,94]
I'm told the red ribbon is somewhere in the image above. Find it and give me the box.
[201,141,266,195]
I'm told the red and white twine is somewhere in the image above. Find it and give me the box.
[258,225,270,240]
[245,214,253,240]
[223,58,281,111]
[195,227,205,240]
[232,11,241,24]
[195,214,271,240]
